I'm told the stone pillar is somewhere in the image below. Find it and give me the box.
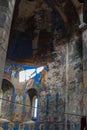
[78,4,87,116]
[82,25,87,115]
[79,4,87,114]
[0,0,16,87]
[82,27,87,88]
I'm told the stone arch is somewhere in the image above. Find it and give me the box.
[1,78,14,92]
[28,88,38,104]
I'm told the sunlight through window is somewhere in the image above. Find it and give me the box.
[34,98,38,118]
[36,66,44,74]
[19,70,25,82]
[25,69,35,80]
[19,67,44,82]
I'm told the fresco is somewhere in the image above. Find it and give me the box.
[1,63,47,123]
[38,35,82,129]
[0,0,83,129]
[1,33,83,130]
[37,38,66,130]
[7,0,69,67]
[1,79,14,120]
[13,90,23,122]
[68,36,83,123]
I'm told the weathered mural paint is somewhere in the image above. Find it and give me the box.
[67,36,82,126]
[1,34,83,130]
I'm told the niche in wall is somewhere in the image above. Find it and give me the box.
[1,79,14,120]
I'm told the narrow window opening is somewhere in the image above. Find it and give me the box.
[34,98,38,118]
[32,96,38,119]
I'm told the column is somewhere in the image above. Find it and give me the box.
[78,2,87,115]
[82,26,87,88]
[0,0,16,87]
[82,25,87,116]
[79,5,87,130]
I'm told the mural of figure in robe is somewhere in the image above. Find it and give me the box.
[19,124,24,130]
[24,95,31,121]
[13,90,23,122]
[39,69,48,86]
[7,123,14,130]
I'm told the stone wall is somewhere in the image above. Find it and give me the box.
[82,29,87,115]
[0,0,15,87]
[38,34,83,129]
[67,36,83,123]
[2,34,83,129]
